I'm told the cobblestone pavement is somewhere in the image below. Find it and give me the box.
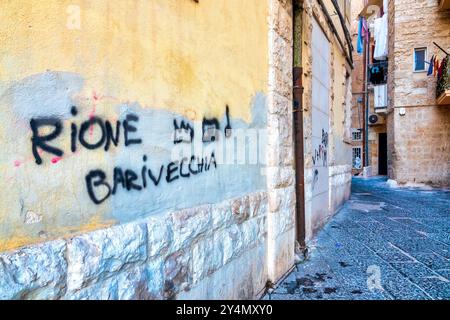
[264,177,450,300]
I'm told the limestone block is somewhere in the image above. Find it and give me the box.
[146,215,172,258]
[0,240,67,299]
[170,205,212,252]
[66,222,147,291]
[266,166,295,189]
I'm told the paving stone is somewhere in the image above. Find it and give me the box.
[427,233,450,245]
[390,263,442,284]
[413,278,450,300]
[435,269,450,279]
[412,253,450,271]
[374,247,416,263]
[390,218,439,234]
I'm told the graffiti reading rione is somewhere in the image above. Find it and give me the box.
[29,105,232,205]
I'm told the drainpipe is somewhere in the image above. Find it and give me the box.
[364,31,370,167]
[293,1,306,249]
[362,29,367,167]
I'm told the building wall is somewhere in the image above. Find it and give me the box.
[351,0,391,177]
[0,0,353,300]
[0,0,269,252]
[0,0,297,300]
[350,0,365,175]
[301,0,352,240]
[388,0,450,186]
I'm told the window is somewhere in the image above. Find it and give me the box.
[352,129,363,141]
[414,48,427,72]
[352,147,362,169]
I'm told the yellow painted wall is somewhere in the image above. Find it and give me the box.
[0,0,269,251]
[332,41,352,165]
[0,0,268,121]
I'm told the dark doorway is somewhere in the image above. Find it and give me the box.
[378,133,387,175]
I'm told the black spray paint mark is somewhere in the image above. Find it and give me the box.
[30,109,143,164]
[85,152,218,204]
[30,118,64,165]
[312,129,328,167]
[321,129,329,147]
[85,170,112,205]
[202,118,220,142]
[224,105,232,138]
[173,119,194,144]
[104,120,121,151]
[123,114,142,146]
[312,169,319,189]
[79,117,106,150]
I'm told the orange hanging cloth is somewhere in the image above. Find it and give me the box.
[434,58,440,77]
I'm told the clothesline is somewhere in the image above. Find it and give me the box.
[427,54,448,78]
[434,42,449,56]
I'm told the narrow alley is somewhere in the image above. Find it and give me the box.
[0,0,449,303]
[265,177,450,300]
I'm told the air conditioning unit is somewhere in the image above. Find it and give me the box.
[368,113,385,126]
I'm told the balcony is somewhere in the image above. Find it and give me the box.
[438,0,450,10]
[368,61,388,86]
[436,57,449,106]
[437,91,450,105]
[360,0,384,18]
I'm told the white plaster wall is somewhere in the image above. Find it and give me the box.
[310,17,331,235]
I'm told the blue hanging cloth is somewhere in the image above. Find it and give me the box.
[427,55,435,76]
[357,16,364,55]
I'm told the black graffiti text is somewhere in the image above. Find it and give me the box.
[30,107,142,164]
[85,152,218,204]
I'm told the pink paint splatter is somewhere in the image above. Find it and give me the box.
[89,90,98,137]
[14,160,21,167]
[51,157,62,164]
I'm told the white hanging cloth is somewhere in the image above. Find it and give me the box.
[374,84,388,108]
[373,14,388,60]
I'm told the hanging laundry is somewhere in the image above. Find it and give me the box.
[438,56,447,79]
[357,16,364,55]
[374,84,388,108]
[362,17,369,41]
[369,63,387,85]
[436,55,449,98]
[434,59,440,77]
[427,55,435,76]
[373,15,388,60]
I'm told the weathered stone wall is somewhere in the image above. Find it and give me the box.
[388,0,450,186]
[389,107,450,185]
[0,192,268,299]
[266,0,296,283]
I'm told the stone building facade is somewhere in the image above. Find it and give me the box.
[386,0,450,186]
[351,0,389,178]
[0,0,353,299]
[350,0,366,175]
